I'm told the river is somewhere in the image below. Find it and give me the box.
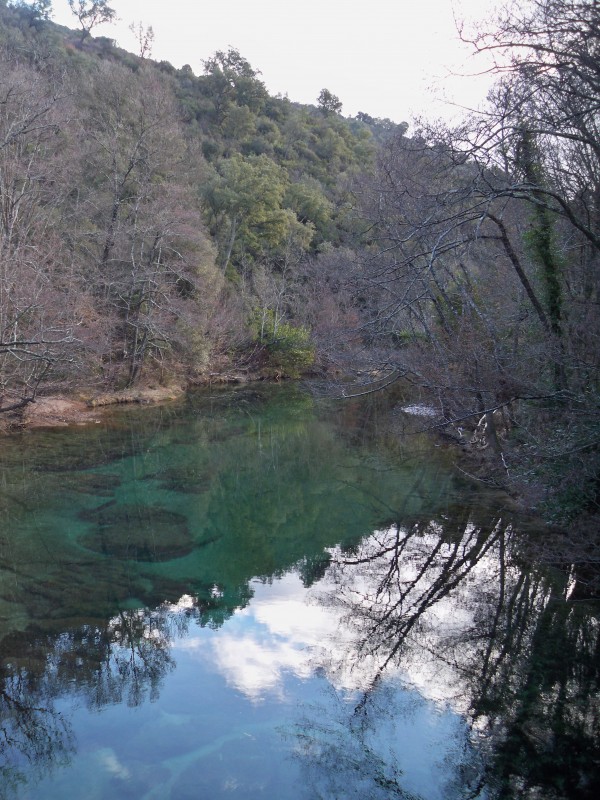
[0,385,598,799]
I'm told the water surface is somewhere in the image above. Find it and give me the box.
[0,385,598,799]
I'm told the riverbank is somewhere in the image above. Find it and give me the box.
[0,372,267,434]
[0,386,185,433]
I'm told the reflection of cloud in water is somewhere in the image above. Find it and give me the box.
[177,574,336,701]
[95,747,130,780]
[166,550,490,800]
[175,530,512,715]
[251,576,343,645]
[213,633,312,699]
[175,566,468,705]
[175,567,484,799]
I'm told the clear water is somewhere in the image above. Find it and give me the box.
[0,385,598,799]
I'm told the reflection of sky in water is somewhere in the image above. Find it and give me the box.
[5,525,490,800]
[172,570,484,800]
[177,574,340,700]
[177,561,478,702]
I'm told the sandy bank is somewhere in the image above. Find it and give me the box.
[1,385,187,433]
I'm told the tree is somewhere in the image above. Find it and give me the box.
[8,0,52,25]
[443,0,600,506]
[203,153,303,273]
[201,47,267,124]
[317,88,342,115]
[0,57,81,414]
[73,63,220,386]
[284,178,334,244]
[129,19,154,60]
[67,0,115,42]
[457,0,600,304]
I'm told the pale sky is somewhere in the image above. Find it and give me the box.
[50,0,501,123]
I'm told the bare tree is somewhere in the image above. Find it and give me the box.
[73,63,220,386]
[343,2,599,521]
[0,57,81,414]
[129,19,154,60]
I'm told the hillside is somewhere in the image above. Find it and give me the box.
[0,0,398,406]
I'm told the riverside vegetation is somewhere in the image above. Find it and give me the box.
[0,0,599,555]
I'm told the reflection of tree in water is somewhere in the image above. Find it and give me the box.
[0,670,74,795]
[328,509,508,670]
[290,683,412,800]
[469,573,600,799]
[0,591,238,795]
[317,509,600,800]
[46,604,179,709]
[290,679,483,800]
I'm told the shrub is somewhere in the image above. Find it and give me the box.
[252,308,315,378]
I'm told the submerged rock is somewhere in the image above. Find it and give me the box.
[78,503,193,562]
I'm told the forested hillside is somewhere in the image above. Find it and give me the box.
[1,0,598,542]
[0,0,385,402]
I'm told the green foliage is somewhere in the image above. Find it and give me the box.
[284,178,334,244]
[204,153,298,268]
[201,47,268,124]
[252,308,315,378]
[523,214,564,334]
[317,88,342,115]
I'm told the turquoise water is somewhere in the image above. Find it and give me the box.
[0,386,598,799]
